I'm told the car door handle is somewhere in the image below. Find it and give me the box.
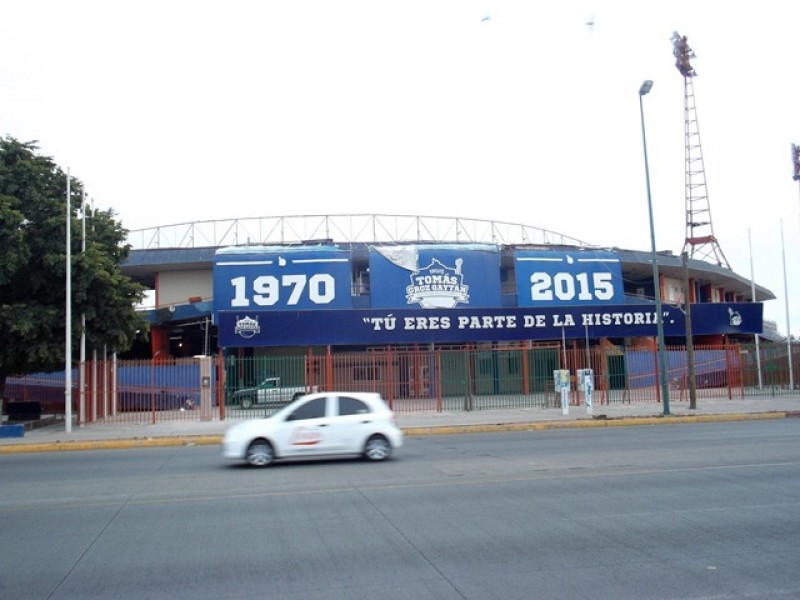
[318,423,329,427]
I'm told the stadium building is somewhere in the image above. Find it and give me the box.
[122,214,775,360]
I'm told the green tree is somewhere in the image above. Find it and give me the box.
[0,136,146,401]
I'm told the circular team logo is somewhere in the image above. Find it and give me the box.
[406,258,470,309]
[234,315,261,339]
[727,307,742,327]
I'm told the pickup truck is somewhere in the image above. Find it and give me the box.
[230,377,313,409]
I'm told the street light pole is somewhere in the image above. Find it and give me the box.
[65,168,73,433]
[639,80,671,415]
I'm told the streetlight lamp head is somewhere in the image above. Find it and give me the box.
[639,80,654,96]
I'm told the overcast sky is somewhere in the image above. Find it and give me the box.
[3,1,798,335]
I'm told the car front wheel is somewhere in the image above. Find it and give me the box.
[239,395,255,409]
[245,439,274,467]
[364,435,392,461]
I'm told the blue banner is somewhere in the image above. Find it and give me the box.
[217,302,763,347]
[213,246,352,320]
[368,244,501,309]
[514,249,624,307]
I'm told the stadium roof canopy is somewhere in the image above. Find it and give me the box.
[123,214,775,304]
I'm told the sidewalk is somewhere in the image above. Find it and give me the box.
[2,395,799,454]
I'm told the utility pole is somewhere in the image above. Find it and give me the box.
[682,252,697,408]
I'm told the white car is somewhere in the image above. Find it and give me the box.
[222,391,404,467]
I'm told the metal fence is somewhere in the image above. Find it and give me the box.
[3,341,798,424]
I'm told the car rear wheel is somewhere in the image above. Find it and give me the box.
[364,435,392,461]
[246,439,274,467]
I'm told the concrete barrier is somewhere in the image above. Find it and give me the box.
[0,424,25,438]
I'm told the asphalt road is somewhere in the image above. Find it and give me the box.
[2,420,800,600]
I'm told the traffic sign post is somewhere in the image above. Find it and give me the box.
[579,369,594,416]
[554,369,570,416]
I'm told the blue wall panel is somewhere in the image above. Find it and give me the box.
[213,246,352,321]
[514,249,624,307]
[369,244,501,309]
[217,302,763,347]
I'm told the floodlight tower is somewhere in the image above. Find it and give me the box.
[672,32,730,268]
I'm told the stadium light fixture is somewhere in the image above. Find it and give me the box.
[671,32,697,78]
[638,80,671,415]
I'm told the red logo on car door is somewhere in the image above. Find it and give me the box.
[289,426,323,446]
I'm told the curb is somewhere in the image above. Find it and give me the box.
[401,411,787,436]
[0,435,224,454]
[0,411,791,455]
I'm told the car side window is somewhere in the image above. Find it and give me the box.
[338,396,371,417]
[287,397,326,421]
